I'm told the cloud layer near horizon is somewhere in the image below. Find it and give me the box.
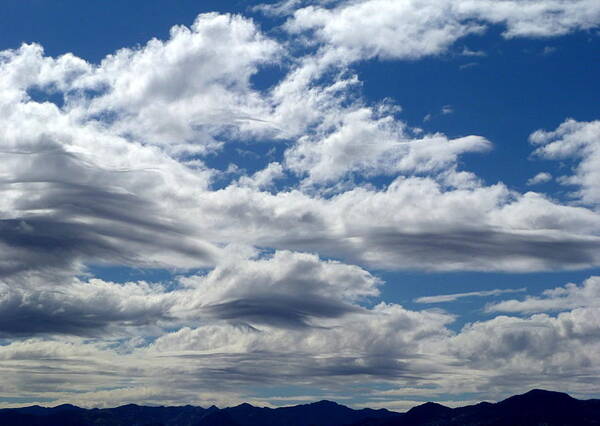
[0,0,600,410]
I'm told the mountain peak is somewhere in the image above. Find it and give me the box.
[116,403,140,408]
[311,400,340,407]
[234,402,254,409]
[51,404,81,411]
[523,388,571,398]
[502,388,575,405]
[405,401,452,421]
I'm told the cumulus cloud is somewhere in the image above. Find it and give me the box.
[284,106,490,185]
[285,0,484,62]
[282,0,600,64]
[175,250,381,329]
[236,162,285,190]
[0,13,281,157]
[531,119,600,206]
[74,14,280,153]
[449,308,600,380]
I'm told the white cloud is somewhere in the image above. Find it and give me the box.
[236,162,285,190]
[456,0,600,38]
[416,288,526,304]
[441,105,454,115]
[284,106,490,185]
[0,14,282,158]
[74,13,280,154]
[285,0,484,62]
[449,307,600,377]
[527,172,552,186]
[531,119,600,205]
[0,94,220,276]
[283,0,600,65]
[487,276,600,313]
[461,47,487,57]
[196,179,600,272]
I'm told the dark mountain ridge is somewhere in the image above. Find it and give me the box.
[0,389,598,426]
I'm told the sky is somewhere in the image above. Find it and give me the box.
[0,0,600,412]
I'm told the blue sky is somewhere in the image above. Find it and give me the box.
[0,0,600,412]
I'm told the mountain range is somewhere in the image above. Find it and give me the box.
[1,389,599,426]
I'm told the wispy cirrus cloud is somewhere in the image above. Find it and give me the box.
[415,287,527,304]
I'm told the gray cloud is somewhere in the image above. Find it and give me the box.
[175,250,380,329]
[0,279,173,337]
[204,295,362,329]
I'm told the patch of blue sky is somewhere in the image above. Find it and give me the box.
[250,62,291,92]
[202,137,289,190]
[0,0,245,62]
[26,87,66,108]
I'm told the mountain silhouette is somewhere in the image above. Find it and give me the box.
[358,389,600,426]
[0,389,598,426]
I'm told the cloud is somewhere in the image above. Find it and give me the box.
[1,13,599,279]
[2,277,600,408]
[282,0,600,65]
[461,47,487,57]
[0,14,281,157]
[284,0,484,62]
[415,288,526,304]
[531,119,600,205]
[441,105,454,115]
[236,162,285,190]
[0,104,220,277]
[0,278,172,337]
[459,62,480,70]
[449,307,600,376]
[72,13,280,154]
[527,172,552,186]
[174,250,381,329]
[486,276,600,314]
[283,106,490,185]
[542,46,558,55]
[0,249,382,336]
[198,180,600,272]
